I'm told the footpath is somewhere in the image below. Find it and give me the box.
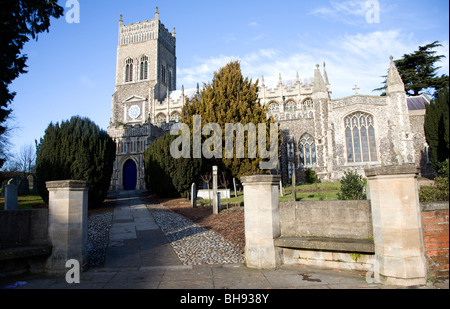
[2,191,448,290]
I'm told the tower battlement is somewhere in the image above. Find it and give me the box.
[118,8,176,49]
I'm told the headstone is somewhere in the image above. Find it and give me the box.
[5,178,18,210]
[233,178,237,197]
[217,192,221,213]
[213,166,219,214]
[292,172,296,201]
[18,177,30,196]
[191,183,197,208]
[279,180,284,197]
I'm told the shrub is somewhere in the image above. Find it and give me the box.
[337,170,367,200]
[304,168,319,184]
[419,159,449,202]
[144,133,202,197]
[35,116,116,208]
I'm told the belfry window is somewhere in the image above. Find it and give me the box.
[298,134,317,167]
[140,56,148,80]
[125,58,133,82]
[344,112,377,163]
[161,65,166,84]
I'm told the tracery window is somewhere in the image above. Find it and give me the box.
[268,103,279,115]
[125,58,134,82]
[140,56,148,80]
[344,112,377,163]
[285,101,296,112]
[298,98,313,111]
[170,112,181,123]
[298,134,316,167]
[156,113,167,125]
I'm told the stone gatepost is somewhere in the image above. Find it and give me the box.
[365,165,427,286]
[242,175,282,269]
[45,180,90,274]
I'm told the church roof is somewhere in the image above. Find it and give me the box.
[407,94,430,110]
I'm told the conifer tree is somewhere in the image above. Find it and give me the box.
[375,41,448,97]
[35,116,116,208]
[182,61,279,180]
[424,86,449,172]
[144,133,202,197]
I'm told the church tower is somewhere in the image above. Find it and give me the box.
[111,7,176,126]
[108,8,174,191]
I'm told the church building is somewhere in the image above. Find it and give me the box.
[108,9,432,190]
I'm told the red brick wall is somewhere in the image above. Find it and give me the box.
[421,202,449,279]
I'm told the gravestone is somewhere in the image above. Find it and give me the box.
[217,192,221,213]
[291,172,296,201]
[17,177,30,196]
[191,183,197,208]
[4,179,18,210]
[213,166,219,214]
[279,180,284,197]
[233,178,237,197]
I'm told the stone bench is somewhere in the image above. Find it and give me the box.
[0,245,52,261]
[0,245,52,277]
[274,237,375,254]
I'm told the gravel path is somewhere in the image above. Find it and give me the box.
[147,204,244,265]
[86,201,244,268]
[86,210,114,269]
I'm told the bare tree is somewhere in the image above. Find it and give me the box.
[200,172,212,207]
[14,144,36,176]
[219,171,230,208]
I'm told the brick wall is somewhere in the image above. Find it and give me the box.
[421,202,449,279]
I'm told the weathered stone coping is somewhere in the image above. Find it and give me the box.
[274,237,375,254]
[365,164,419,177]
[46,180,90,190]
[241,175,281,185]
[421,201,449,212]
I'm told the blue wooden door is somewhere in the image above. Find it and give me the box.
[123,159,137,190]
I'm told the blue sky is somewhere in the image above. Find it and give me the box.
[5,0,449,163]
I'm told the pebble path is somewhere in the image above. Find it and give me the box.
[146,203,244,265]
[86,200,244,268]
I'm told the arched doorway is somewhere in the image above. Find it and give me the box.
[123,159,137,190]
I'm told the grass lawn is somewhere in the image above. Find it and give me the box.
[0,193,46,211]
[197,182,342,205]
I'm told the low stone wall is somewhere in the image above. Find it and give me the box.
[278,200,374,271]
[0,209,51,277]
[421,202,449,279]
[280,200,373,239]
[0,210,49,249]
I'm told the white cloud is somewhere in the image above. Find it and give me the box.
[178,30,444,98]
[310,0,371,25]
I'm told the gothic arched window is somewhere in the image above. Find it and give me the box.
[170,112,181,123]
[298,134,316,167]
[156,113,167,125]
[125,58,134,82]
[140,56,148,80]
[161,65,166,84]
[344,112,377,163]
[268,102,279,115]
[285,101,296,113]
[298,98,313,111]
